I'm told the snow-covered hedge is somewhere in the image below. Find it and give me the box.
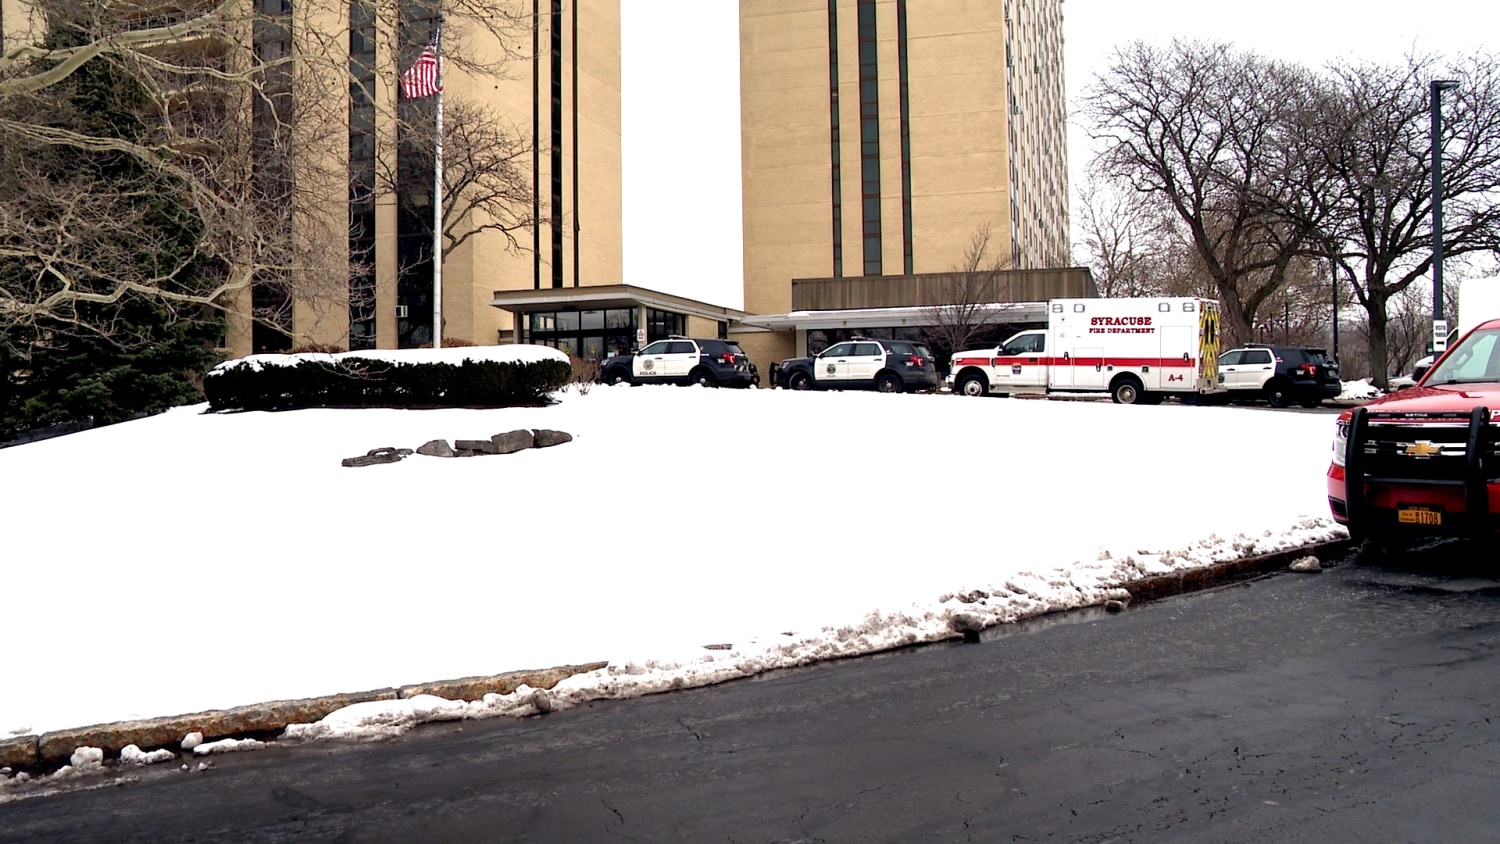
[203,355,572,412]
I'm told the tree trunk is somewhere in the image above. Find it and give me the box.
[1365,294,1391,390]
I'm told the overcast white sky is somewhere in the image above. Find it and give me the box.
[619,2,1500,312]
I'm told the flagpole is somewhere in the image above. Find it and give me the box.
[431,19,445,350]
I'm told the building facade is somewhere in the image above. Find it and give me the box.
[1,0,645,358]
[737,0,1073,371]
[323,0,631,356]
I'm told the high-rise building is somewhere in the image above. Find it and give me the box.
[295,0,629,355]
[737,0,1077,368]
[1,1,651,357]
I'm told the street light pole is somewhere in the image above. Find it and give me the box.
[1431,78,1460,353]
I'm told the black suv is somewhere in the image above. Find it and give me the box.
[600,337,754,388]
[773,338,939,393]
[1217,344,1341,408]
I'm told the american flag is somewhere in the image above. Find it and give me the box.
[401,32,441,98]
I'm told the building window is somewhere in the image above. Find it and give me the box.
[896,0,913,274]
[522,308,642,360]
[348,0,377,349]
[828,0,843,277]
[857,0,881,275]
[550,0,564,289]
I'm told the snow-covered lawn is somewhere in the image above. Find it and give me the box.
[0,346,1350,745]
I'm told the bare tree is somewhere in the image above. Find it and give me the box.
[919,225,1022,357]
[382,98,540,256]
[1083,40,1333,346]
[1074,172,1172,297]
[1310,53,1500,387]
[0,0,532,355]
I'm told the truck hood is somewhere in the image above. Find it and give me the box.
[950,348,998,364]
[1341,381,1500,420]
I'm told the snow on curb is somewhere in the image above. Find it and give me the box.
[2,527,1353,777]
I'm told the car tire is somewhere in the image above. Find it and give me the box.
[876,373,902,393]
[1111,376,1145,404]
[691,367,718,388]
[1264,380,1292,408]
[605,368,630,385]
[788,371,811,391]
[955,373,988,397]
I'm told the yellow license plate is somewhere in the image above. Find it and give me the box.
[1398,508,1443,526]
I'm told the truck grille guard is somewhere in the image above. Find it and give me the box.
[1344,405,1496,535]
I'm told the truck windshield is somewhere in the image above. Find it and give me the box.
[1426,328,1500,385]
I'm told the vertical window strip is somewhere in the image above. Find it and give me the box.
[857,0,881,276]
[571,1,580,287]
[828,0,842,277]
[550,0,564,288]
[532,3,542,289]
[896,0,912,274]
[348,0,378,348]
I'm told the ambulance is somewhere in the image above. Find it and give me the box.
[948,297,1226,404]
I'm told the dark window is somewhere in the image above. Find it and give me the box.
[550,0,564,288]
[348,0,377,349]
[823,342,856,357]
[857,0,881,275]
[828,0,843,277]
[580,310,604,330]
[896,0,913,273]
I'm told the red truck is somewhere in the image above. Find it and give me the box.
[1328,317,1500,544]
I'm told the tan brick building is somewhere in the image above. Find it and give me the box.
[737,0,1075,371]
[337,0,632,356]
[2,1,672,357]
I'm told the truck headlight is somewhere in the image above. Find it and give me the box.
[1331,420,1349,467]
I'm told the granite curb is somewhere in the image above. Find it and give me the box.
[1118,538,1355,604]
[1,540,1354,773]
[0,661,606,771]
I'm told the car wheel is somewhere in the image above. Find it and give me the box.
[788,371,811,391]
[1111,376,1144,404]
[605,368,630,385]
[691,367,718,388]
[1264,380,1292,408]
[955,373,988,397]
[876,373,902,393]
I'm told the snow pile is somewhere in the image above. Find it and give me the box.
[1,354,1350,740]
[192,738,265,756]
[119,745,176,766]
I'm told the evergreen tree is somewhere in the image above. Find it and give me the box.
[0,10,222,441]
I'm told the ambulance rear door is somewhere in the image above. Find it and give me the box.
[1158,323,1194,391]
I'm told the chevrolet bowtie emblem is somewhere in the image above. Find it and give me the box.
[1404,441,1442,458]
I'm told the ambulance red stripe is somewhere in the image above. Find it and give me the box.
[952,356,1200,368]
